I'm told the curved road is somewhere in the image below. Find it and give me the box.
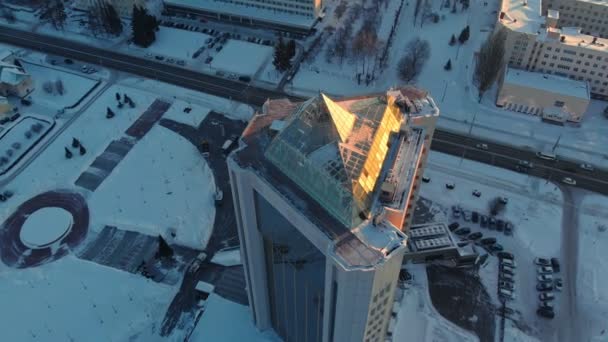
[2,25,608,195]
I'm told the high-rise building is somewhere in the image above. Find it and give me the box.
[227,87,439,342]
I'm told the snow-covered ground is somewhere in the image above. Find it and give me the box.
[22,61,99,110]
[420,152,565,341]
[210,40,271,77]
[190,293,279,342]
[140,26,211,61]
[0,116,52,174]
[573,191,608,342]
[20,207,72,247]
[0,256,175,341]
[393,264,478,342]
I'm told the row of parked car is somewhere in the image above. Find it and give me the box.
[497,252,516,301]
[450,222,505,253]
[451,204,513,236]
[534,257,562,319]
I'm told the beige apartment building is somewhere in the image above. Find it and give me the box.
[543,0,608,38]
[498,0,608,100]
[497,67,590,122]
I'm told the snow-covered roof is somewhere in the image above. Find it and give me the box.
[504,67,589,99]
[576,0,608,5]
[550,27,608,53]
[164,0,316,29]
[0,67,28,86]
[499,0,545,34]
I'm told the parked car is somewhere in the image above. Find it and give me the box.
[538,274,553,282]
[489,217,497,229]
[454,227,471,236]
[499,288,515,300]
[20,98,32,106]
[539,292,555,301]
[467,232,483,240]
[551,258,560,272]
[537,282,554,291]
[499,281,514,290]
[500,266,515,276]
[472,211,479,223]
[497,251,514,260]
[448,222,460,231]
[490,243,504,252]
[463,210,471,222]
[499,196,509,205]
[500,273,515,282]
[452,205,461,218]
[445,182,455,190]
[496,219,505,231]
[534,257,551,266]
[554,278,563,291]
[155,55,165,61]
[472,189,481,197]
[539,301,554,310]
[504,222,513,236]
[480,237,497,245]
[480,215,488,227]
[422,175,431,183]
[501,259,517,268]
[579,163,594,172]
[562,177,577,186]
[537,307,555,319]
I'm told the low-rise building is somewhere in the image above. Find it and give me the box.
[0,52,32,98]
[498,0,608,99]
[496,67,590,122]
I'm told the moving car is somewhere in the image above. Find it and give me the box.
[579,163,594,172]
[536,151,557,161]
[562,177,577,186]
[476,143,488,150]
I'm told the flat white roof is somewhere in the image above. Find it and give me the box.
[165,0,316,29]
[499,0,545,34]
[504,68,590,99]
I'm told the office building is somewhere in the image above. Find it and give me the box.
[228,87,439,342]
[544,0,608,38]
[498,0,608,99]
[496,67,590,122]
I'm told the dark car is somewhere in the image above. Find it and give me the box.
[537,282,554,291]
[446,182,455,189]
[490,243,504,252]
[480,237,497,245]
[472,189,481,197]
[20,98,32,106]
[497,251,514,260]
[500,266,515,276]
[537,307,555,319]
[238,75,251,83]
[496,219,505,231]
[10,113,21,122]
[468,232,483,240]
[448,222,460,231]
[64,58,74,64]
[551,258,560,272]
[454,227,471,236]
[472,211,479,223]
[422,175,431,183]
[480,215,488,227]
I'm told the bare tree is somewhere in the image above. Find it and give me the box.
[397,38,431,83]
[352,21,379,81]
[474,28,507,102]
[37,0,66,30]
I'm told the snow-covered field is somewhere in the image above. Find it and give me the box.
[393,264,478,342]
[142,26,211,61]
[0,256,175,341]
[210,40,271,77]
[22,61,99,110]
[421,152,564,341]
[190,294,278,342]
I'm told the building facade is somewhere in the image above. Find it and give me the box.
[0,51,33,98]
[498,0,608,99]
[228,88,439,342]
[73,0,163,18]
[544,0,608,38]
[496,67,590,121]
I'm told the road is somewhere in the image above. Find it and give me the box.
[2,25,608,195]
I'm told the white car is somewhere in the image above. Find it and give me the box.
[537,266,554,274]
[476,143,488,150]
[538,274,553,282]
[534,257,551,266]
[579,163,594,172]
[501,259,517,268]
[562,177,577,186]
